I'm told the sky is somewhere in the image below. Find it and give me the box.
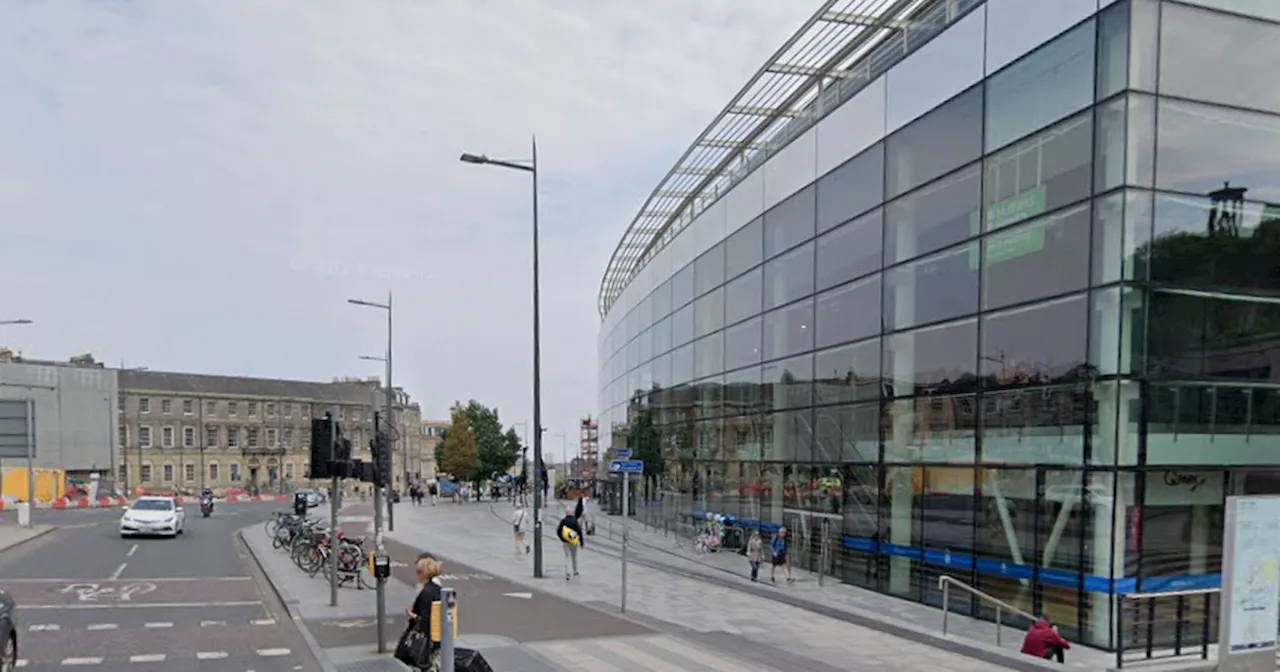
[0,0,815,457]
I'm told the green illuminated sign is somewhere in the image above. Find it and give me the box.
[986,183,1047,231]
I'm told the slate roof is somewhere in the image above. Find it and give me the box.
[118,369,383,405]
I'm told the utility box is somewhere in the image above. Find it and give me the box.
[16,502,30,528]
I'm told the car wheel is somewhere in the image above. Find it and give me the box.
[2,631,16,672]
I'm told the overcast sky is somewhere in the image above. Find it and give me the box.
[0,1,813,453]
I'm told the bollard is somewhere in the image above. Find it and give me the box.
[621,526,628,614]
[440,587,456,672]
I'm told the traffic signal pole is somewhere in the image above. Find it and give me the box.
[372,410,387,653]
[329,409,340,608]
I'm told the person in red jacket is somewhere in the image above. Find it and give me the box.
[1021,616,1070,663]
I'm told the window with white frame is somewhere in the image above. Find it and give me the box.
[140,426,153,448]
[140,398,151,414]
[118,396,125,412]
[183,399,193,415]
[248,402,258,417]
[230,464,240,482]
[247,427,259,448]
[140,464,152,482]
[228,402,238,417]
[118,465,127,482]
[163,464,173,482]
[161,399,172,415]
[183,427,195,447]
[284,404,293,418]
[184,464,195,482]
[205,426,218,448]
[209,463,219,482]
[266,428,277,447]
[285,463,294,480]
[227,426,239,448]
[302,406,310,418]
[162,427,174,448]
[118,424,127,447]
[283,429,293,448]
[205,400,216,416]
[266,403,276,418]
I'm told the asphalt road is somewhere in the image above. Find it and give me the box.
[0,502,324,671]
[300,505,652,651]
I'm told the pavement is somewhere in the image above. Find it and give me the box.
[0,501,325,670]
[378,498,1033,672]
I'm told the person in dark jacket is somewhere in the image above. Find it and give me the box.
[556,505,584,580]
[1021,616,1070,663]
[404,553,444,671]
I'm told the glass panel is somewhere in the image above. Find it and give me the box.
[762,410,813,462]
[694,287,724,339]
[982,203,1091,311]
[1096,0,1130,100]
[1161,3,1280,114]
[724,365,763,422]
[975,468,1037,620]
[1091,189,1153,285]
[695,243,725,298]
[1149,190,1280,295]
[985,19,1096,153]
[1040,470,1086,636]
[726,217,763,280]
[672,302,694,348]
[1090,285,1143,377]
[725,267,763,326]
[817,143,886,233]
[885,395,978,463]
[882,317,979,396]
[815,403,881,462]
[815,275,882,350]
[981,294,1089,388]
[883,242,980,331]
[763,354,814,412]
[984,113,1092,232]
[882,466,924,598]
[982,384,1088,466]
[1094,94,1156,193]
[1156,98,1280,204]
[816,208,883,291]
[886,85,984,199]
[652,314,672,357]
[814,338,883,406]
[651,278,672,321]
[724,317,763,371]
[763,185,817,260]
[840,464,880,588]
[671,342,694,385]
[763,240,815,311]
[885,163,981,265]
[1146,290,1280,384]
[671,263,695,310]
[762,299,815,362]
[1177,0,1280,21]
[695,375,724,420]
[694,332,724,380]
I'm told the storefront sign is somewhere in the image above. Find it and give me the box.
[1164,471,1208,491]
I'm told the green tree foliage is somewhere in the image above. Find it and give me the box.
[462,400,521,487]
[628,407,663,499]
[439,404,480,482]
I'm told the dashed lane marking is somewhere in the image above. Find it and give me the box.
[61,658,104,666]
[251,619,276,626]
[257,649,291,657]
[23,600,262,610]
[86,624,117,630]
[144,622,172,629]
[200,620,227,627]
[129,654,165,663]
[29,624,59,631]
[126,544,138,557]
[108,563,127,581]
[196,652,228,660]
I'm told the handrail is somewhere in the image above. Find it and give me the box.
[1115,587,1218,669]
[939,575,1037,647]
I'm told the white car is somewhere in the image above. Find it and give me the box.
[119,496,185,538]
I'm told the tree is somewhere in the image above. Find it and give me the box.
[439,404,480,483]
[462,400,521,488]
[629,407,663,501]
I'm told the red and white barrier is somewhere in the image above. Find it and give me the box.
[0,494,293,511]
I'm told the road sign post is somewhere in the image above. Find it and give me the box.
[608,460,643,519]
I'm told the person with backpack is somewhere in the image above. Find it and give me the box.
[770,527,793,584]
[556,504,585,580]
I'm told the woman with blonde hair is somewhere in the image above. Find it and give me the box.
[397,553,443,670]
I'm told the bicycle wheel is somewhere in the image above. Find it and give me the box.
[356,566,375,590]
[264,516,281,539]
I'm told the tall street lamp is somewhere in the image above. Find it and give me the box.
[460,137,545,578]
[348,293,396,532]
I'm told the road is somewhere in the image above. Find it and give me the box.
[0,502,323,671]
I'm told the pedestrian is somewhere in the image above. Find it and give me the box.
[556,505,584,580]
[428,482,438,506]
[1021,615,1070,663]
[746,530,764,582]
[512,503,530,558]
[770,527,793,584]
[399,554,443,671]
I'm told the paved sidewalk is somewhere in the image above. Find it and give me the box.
[0,523,56,554]
[386,499,1029,671]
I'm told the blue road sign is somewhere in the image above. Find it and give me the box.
[615,449,632,459]
[609,460,644,474]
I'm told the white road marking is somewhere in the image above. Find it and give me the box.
[251,619,276,626]
[503,592,533,599]
[200,620,227,627]
[129,654,165,663]
[196,652,228,660]
[144,622,173,628]
[29,624,60,631]
[108,563,127,580]
[24,600,262,610]
[257,648,291,657]
[126,544,138,557]
[14,660,26,668]
[60,657,103,665]
[1,577,251,583]
[86,623,117,630]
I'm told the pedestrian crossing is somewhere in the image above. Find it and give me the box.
[528,634,782,671]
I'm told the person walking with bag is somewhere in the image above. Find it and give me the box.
[556,505,585,580]
[512,503,530,558]
[746,530,764,582]
[397,554,444,671]
[770,527,794,584]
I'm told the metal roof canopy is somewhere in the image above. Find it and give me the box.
[597,0,940,319]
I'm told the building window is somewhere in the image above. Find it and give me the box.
[230,464,240,482]
[209,463,219,482]
[302,406,310,418]
[162,464,173,483]
[118,424,127,447]
[118,465,127,482]
[205,400,216,417]
[161,399,172,415]
[182,399,193,415]
[183,427,195,448]
[247,427,259,448]
[284,404,293,419]
[352,410,361,422]
[118,396,126,412]
[283,429,293,448]
[285,463,294,480]
[228,402,238,417]
[205,426,218,448]
[184,464,195,482]
[140,465,152,483]
[248,402,258,417]
[162,427,174,448]
[140,398,151,414]
[227,427,239,448]
[139,426,153,448]
[266,403,276,418]
[266,428,277,447]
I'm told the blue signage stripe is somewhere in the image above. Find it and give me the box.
[679,509,1220,595]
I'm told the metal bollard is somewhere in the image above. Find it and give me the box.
[621,526,628,614]
[440,588,456,672]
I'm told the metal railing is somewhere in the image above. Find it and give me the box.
[939,575,1037,647]
[1115,587,1219,669]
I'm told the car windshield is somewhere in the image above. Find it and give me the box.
[131,499,174,512]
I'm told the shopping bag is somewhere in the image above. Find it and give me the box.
[395,622,431,666]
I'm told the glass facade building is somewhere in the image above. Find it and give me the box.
[596,0,1280,649]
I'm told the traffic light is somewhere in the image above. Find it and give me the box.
[308,416,333,479]
[370,433,391,486]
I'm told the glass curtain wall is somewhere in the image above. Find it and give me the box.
[598,0,1280,651]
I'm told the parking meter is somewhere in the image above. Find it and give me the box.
[293,492,308,517]
[371,553,391,581]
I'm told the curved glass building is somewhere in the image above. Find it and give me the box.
[596,0,1280,649]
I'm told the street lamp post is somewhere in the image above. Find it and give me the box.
[349,294,396,532]
[460,138,545,578]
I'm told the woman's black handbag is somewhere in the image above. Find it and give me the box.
[395,620,431,667]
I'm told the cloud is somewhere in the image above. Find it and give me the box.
[0,0,815,446]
